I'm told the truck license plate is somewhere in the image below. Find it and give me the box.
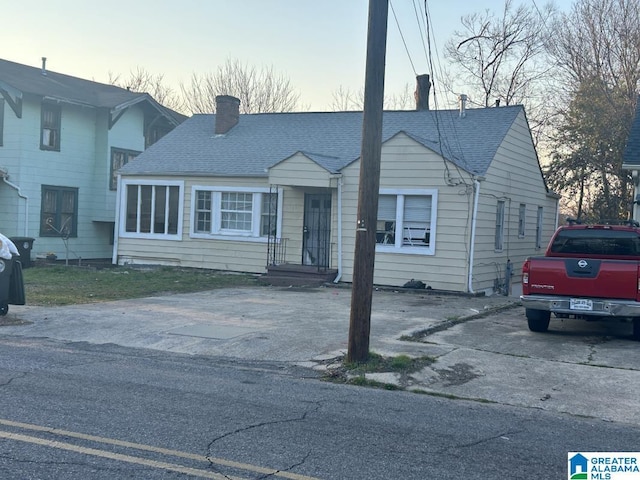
[570,298,593,311]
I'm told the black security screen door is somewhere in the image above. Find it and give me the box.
[302,193,331,268]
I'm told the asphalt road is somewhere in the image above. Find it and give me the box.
[0,336,638,479]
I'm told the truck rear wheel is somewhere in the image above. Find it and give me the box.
[526,308,550,332]
[633,318,640,341]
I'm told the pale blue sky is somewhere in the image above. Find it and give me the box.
[3,1,573,110]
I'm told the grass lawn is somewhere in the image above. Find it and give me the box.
[22,265,259,306]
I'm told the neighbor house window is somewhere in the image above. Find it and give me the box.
[191,186,280,240]
[536,206,544,249]
[376,189,437,254]
[495,200,506,251]
[122,181,183,238]
[40,185,78,237]
[110,148,140,190]
[41,102,61,151]
[0,99,4,146]
[518,203,526,238]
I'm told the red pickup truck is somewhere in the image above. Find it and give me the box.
[521,222,640,340]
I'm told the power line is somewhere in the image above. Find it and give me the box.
[390,0,417,76]
[412,0,430,68]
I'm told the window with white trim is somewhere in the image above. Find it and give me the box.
[261,193,278,237]
[536,206,544,249]
[192,187,280,240]
[376,189,437,254]
[495,200,505,251]
[518,203,526,238]
[122,181,183,237]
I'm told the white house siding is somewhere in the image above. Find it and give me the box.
[117,175,273,273]
[339,134,474,291]
[471,110,558,293]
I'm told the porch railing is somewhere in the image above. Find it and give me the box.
[267,237,288,266]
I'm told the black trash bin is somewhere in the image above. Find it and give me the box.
[0,255,14,316]
[0,255,25,316]
[9,237,35,268]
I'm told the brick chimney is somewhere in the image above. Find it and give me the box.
[414,74,430,111]
[215,95,240,134]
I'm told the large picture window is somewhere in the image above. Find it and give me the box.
[110,148,140,190]
[41,102,61,151]
[376,189,437,255]
[191,187,280,241]
[40,185,78,237]
[121,181,183,238]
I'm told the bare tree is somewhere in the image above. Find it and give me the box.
[545,0,640,221]
[108,67,184,112]
[329,83,414,111]
[180,58,302,114]
[444,0,555,108]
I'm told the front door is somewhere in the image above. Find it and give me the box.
[302,193,331,268]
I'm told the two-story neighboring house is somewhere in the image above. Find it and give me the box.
[0,57,186,263]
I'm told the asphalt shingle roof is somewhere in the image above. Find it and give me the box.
[119,105,525,177]
[0,58,185,124]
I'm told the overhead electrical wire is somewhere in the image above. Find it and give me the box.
[390,0,417,76]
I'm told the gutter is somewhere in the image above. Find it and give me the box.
[333,176,344,283]
[467,178,482,294]
[1,169,29,236]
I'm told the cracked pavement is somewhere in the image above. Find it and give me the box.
[2,285,639,428]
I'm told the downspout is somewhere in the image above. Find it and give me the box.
[112,174,122,265]
[333,176,343,283]
[467,178,482,294]
[1,171,29,236]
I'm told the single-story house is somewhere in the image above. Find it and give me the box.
[114,90,559,294]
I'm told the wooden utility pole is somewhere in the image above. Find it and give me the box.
[347,0,389,363]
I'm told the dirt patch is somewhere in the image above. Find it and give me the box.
[434,363,481,386]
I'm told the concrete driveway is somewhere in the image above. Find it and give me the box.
[1,285,639,427]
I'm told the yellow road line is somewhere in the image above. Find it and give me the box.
[0,429,242,480]
[0,418,320,480]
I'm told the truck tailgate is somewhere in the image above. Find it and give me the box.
[527,257,639,299]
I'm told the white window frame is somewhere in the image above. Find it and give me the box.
[536,206,544,249]
[190,186,283,243]
[495,200,505,252]
[119,179,184,240]
[518,203,526,238]
[375,188,438,256]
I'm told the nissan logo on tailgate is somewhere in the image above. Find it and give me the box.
[578,259,588,268]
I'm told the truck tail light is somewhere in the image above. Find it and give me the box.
[522,259,530,295]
